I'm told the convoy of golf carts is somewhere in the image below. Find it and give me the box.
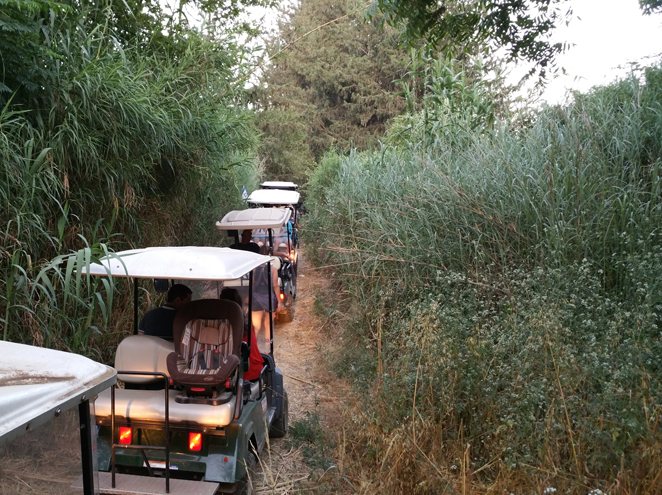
[0,180,301,495]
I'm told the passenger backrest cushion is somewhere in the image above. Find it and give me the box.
[173,299,243,359]
[180,318,234,373]
[115,334,174,383]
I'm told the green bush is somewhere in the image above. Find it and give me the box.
[0,9,260,350]
[303,65,662,490]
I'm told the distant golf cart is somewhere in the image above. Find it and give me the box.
[259,181,298,191]
[246,189,302,248]
[0,340,116,495]
[216,208,297,323]
[85,246,288,494]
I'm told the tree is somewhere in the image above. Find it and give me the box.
[640,0,662,14]
[255,0,412,181]
[375,0,662,77]
[372,0,571,76]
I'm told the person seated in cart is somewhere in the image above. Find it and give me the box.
[230,229,260,253]
[138,283,192,340]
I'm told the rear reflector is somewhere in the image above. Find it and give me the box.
[118,426,132,445]
[189,432,202,452]
[190,387,205,392]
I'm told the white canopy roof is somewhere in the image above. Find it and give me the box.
[260,181,298,190]
[216,208,291,231]
[247,189,301,206]
[84,246,272,281]
[0,341,116,445]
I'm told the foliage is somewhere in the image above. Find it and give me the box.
[288,411,336,471]
[641,0,662,14]
[255,0,411,183]
[303,65,662,491]
[384,49,510,150]
[0,0,67,106]
[371,0,572,78]
[0,3,261,350]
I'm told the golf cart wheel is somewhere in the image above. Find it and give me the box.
[269,390,288,438]
[236,447,258,495]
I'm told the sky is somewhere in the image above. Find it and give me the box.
[247,0,662,105]
[175,0,662,105]
[536,0,662,104]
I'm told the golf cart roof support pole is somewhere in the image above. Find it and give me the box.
[164,372,171,494]
[79,398,95,495]
[268,228,274,255]
[248,270,254,341]
[267,260,273,356]
[111,385,117,488]
[133,278,139,334]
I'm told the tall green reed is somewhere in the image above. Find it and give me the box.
[304,65,662,491]
[1,10,261,352]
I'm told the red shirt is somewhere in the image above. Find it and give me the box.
[244,326,263,381]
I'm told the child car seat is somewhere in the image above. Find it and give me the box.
[166,299,243,403]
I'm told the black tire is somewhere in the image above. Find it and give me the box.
[269,390,288,438]
[234,448,258,495]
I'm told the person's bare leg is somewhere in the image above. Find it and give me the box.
[252,310,267,351]
[263,311,272,348]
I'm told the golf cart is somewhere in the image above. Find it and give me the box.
[246,189,302,248]
[216,208,297,323]
[85,246,288,494]
[0,340,116,495]
[259,181,298,191]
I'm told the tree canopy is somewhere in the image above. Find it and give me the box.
[372,0,570,76]
[255,0,412,181]
[373,0,662,76]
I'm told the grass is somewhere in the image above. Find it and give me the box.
[288,412,336,472]
[0,9,260,351]
[303,64,662,493]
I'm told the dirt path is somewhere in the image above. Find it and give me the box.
[251,255,352,494]
[0,254,351,495]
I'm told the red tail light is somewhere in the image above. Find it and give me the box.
[118,426,132,445]
[279,292,285,301]
[189,432,202,452]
